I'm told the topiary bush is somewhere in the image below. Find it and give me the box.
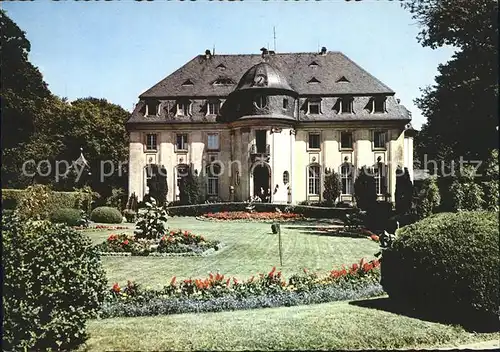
[2,215,107,350]
[381,211,499,331]
[449,165,484,211]
[415,176,440,219]
[90,206,123,223]
[50,207,82,226]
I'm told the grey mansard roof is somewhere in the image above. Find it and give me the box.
[128,51,411,125]
[139,51,394,98]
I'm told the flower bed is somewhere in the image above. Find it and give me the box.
[101,258,382,317]
[95,230,220,256]
[200,211,303,222]
[73,224,129,231]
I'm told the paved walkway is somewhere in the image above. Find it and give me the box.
[429,339,500,350]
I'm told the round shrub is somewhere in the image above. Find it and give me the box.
[50,207,82,226]
[381,211,499,330]
[2,216,107,350]
[91,206,123,223]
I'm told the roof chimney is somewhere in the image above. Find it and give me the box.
[205,49,212,59]
[320,46,327,55]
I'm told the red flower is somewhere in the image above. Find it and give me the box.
[268,266,276,278]
[226,278,230,287]
[370,234,380,242]
[170,276,176,286]
[112,283,121,293]
[123,240,129,245]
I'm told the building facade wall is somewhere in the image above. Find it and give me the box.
[128,124,408,205]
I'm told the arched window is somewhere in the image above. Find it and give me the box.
[340,163,354,195]
[206,163,221,196]
[308,164,321,195]
[283,171,290,185]
[254,95,268,109]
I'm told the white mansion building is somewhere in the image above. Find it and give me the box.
[127,48,414,204]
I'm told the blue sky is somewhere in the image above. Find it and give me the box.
[4,1,455,128]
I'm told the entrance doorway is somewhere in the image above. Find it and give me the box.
[253,164,271,202]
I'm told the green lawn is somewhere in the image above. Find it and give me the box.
[83,298,500,351]
[85,217,379,287]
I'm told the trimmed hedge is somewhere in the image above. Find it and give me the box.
[90,206,123,224]
[166,202,355,219]
[381,211,499,331]
[2,188,93,212]
[50,208,82,226]
[2,216,107,350]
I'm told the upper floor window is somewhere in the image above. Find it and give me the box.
[308,132,321,150]
[176,133,188,151]
[307,99,321,115]
[340,131,353,150]
[207,101,220,115]
[145,133,157,151]
[176,101,191,116]
[146,102,158,116]
[283,98,289,109]
[207,133,220,151]
[254,95,268,109]
[373,131,387,149]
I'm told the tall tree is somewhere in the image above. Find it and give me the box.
[25,97,130,198]
[1,10,52,188]
[405,0,498,171]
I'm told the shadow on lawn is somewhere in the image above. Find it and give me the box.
[349,297,500,333]
[285,227,366,239]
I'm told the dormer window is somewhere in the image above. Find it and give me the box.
[309,61,319,69]
[307,98,321,115]
[182,79,194,86]
[206,100,220,115]
[307,77,321,84]
[216,63,226,71]
[373,97,386,113]
[146,101,158,116]
[283,98,289,109]
[254,95,268,109]
[336,76,350,83]
[366,97,387,113]
[176,101,191,116]
[213,77,234,86]
[334,97,353,114]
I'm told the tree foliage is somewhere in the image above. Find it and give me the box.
[323,168,341,206]
[179,167,201,205]
[483,149,499,211]
[416,176,441,219]
[449,165,485,211]
[405,0,499,171]
[1,9,52,188]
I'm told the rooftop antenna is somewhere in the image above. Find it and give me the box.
[273,26,276,52]
[212,44,215,56]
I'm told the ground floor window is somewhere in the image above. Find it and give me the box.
[206,163,220,196]
[341,163,353,195]
[372,163,387,195]
[308,165,321,195]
